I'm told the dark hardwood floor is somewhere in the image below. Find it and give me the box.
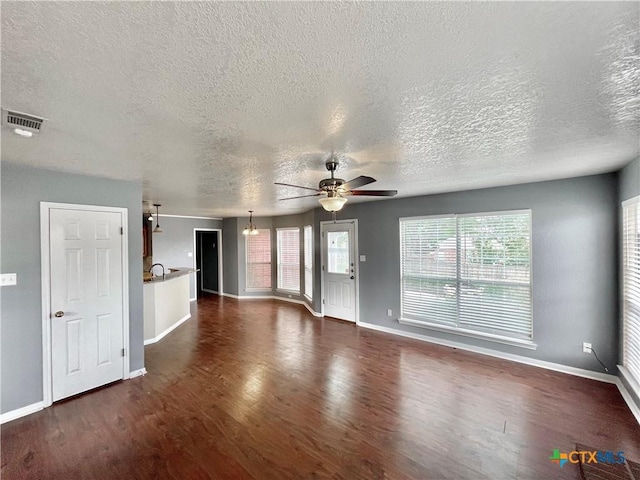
[2,295,639,479]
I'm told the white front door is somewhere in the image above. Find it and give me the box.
[322,221,357,322]
[49,207,125,401]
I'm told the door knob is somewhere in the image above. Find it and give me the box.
[54,311,64,318]
[350,276,355,280]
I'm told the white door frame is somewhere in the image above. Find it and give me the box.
[192,228,223,299]
[320,219,359,323]
[40,202,130,408]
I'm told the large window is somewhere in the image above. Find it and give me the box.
[622,196,640,389]
[399,210,532,344]
[304,225,313,299]
[277,228,300,292]
[246,229,271,290]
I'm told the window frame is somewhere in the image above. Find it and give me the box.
[245,228,272,291]
[398,209,536,349]
[621,195,640,396]
[304,225,313,301]
[276,227,301,294]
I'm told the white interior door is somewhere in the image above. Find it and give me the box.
[322,221,357,322]
[50,208,125,401]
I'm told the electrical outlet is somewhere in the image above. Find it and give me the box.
[0,273,17,286]
[387,309,393,317]
[583,342,592,354]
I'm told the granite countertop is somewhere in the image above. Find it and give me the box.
[143,267,197,283]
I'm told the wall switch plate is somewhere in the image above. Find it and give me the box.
[187,252,193,258]
[583,342,592,353]
[1,273,17,286]
[360,255,366,262]
[387,309,393,317]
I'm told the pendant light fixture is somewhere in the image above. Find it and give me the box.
[153,204,163,233]
[242,210,259,236]
[147,211,154,222]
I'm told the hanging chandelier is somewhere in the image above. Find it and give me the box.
[242,210,259,236]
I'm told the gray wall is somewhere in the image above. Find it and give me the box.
[314,174,619,373]
[618,157,639,410]
[151,216,222,300]
[1,163,143,413]
[619,157,639,202]
[207,171,624,375]
[222,218,238,296]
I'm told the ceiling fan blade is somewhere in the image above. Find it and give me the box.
[275,182,320,192]
[348,189,398,196]
[341,175,376,191]
[279,193,323,201]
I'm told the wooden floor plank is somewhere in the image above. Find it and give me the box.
[2,295,639,479]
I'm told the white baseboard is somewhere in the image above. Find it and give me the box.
[220,292,323,317]
[129,368,147,378]
[357,322,618,384]
[1,401,44,424]
[144,314,191,346]
[616,377,640,425]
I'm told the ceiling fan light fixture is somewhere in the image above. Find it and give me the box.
[319,195,347,212]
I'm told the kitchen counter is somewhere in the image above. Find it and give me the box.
[143,267,197,283]
[143,268,195,345]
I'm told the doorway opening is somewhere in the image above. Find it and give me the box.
[193,229,223,299]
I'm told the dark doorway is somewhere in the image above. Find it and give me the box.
[196,230,219,297]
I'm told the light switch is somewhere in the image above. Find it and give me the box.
[1,273,17,286]
[187,252,193,258]
[359,255,366,262]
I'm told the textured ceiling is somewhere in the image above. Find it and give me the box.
[1,2,638,217]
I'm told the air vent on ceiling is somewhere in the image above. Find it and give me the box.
[2,108,46,133]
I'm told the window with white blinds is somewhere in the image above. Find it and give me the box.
[622,197,640,389]
[246,229,271,290]
[277,228,300,292]
[400,210,532,342]
[304,225,313,299]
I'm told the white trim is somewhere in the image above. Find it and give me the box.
[1,402,44,425]
[398,209,532,222]
[621,195,640,208]
[193,228,223,301]
[144,314,191,345]
[356,322,617,384]
[616,371,640,425]
[276,288,301,295]
[129,368,147,378]
[618,365,640,404]
[159,214,222,220]
[219,292,323,317]
[398,318,537,350]
[221,292,241,299]
[320,219,359,323]
[40,202,131,408]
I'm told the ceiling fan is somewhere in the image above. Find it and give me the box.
[275,155,398,212]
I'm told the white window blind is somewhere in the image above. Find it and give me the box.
[246,229,271,290]
[304,225,313,299]
[400,211,532,341]
[277,228,300,292]
[623,197,640,387]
